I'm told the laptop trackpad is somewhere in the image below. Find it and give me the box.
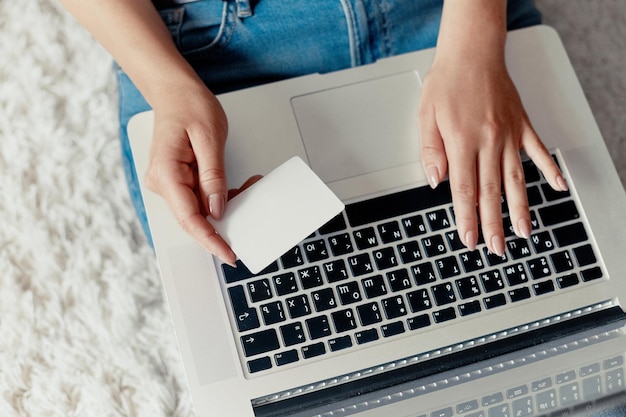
[291,71,422,184]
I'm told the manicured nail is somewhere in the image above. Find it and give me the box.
[426,165,440,189]
[464,231,477,251]
[556,175,569,192]
[490,235,505,257]
[209,193,226,220]
[517,218,532,239]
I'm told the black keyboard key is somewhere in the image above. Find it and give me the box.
[353,227,378,250]
[445,230,466,251]
[480,270,505,293]
[533,279,555,295]
[248,357,272,373]
[348,253,375,276]
[407,314,431,330]
[336,281,362,305]
[527,257,551,280]
[228,285,260,332]
[329,335,353,352]
[508,287,531,302]
[483,293,507,309]
[422,234,447,257]
[378,221,403,243]
[346,183,452,227]
[539,200,579,226]
[260,301,286,325]
[355,328,379,344]
[302,342,326,359]
[241,329,280,357]
[530,231,555,253]
[328,233,354,256]
[460,250,486,272]
[456,276,482,299]
[357,302,383,326]
[436,256,461,279]
[401,214,427,237]
[331,309,357,332]
[280,322,306,346]
[459,300,481,316]
[285,294,312,318]
[281,246,304,269]
[557,273,579,288]
[386,268,413,292]
[247,279,272,303]
[298,266,324,289]
[426,208,452,231]
[503,263,529,286]
[433,307,456,323]
[573,244,597,267]
[507,238,532,259]
[323,259,349,283]
[311,288,337,312]
[397,240,423,263]
[411,262,437,286]
[275,350,299,366]
[541,183,570,201]
[319,213,347,234]
[523,159,541,183]
[303,239,329,262]
[581,267,603,282]
[432,282,457,306]
[305,316,331,340]
[484,248,508,266]
[373,247,399,270]
[274,272,298,296]
[382,296,408,319]
[527,185,544,206]
[407,289,432,312]
[553,222,588,247]
[550,250,574,273]
[361,275,388,298]
[381,321,405,337]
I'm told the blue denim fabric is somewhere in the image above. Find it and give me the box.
[115,0,541,243]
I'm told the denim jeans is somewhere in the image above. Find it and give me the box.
[115,0,542,244]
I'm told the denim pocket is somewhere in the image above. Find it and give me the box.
[159,0,235,54]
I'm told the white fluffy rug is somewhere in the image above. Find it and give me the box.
[0,1,192,416]
[1,1,623,416]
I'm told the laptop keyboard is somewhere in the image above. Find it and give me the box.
[220,153,606,375]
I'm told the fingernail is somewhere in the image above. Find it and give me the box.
[426,165,440,189]
[209,193,226,220]
[517,218,531,239]
[464,231,477,251]
[490,235,505,257]
[556,175,569,192]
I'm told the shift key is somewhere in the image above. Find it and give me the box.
[241,329,280,357]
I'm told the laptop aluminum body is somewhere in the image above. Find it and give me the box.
[127,26,626,416]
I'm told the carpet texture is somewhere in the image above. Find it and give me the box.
[0,1,624,416]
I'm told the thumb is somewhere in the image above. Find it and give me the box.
[191,126,229,221]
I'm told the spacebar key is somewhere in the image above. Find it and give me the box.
[241,329,280,357]
[345,182,452,227]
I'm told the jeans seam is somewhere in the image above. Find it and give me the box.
[340,0,361,67]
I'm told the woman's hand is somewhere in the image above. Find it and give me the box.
[418,0,567,256]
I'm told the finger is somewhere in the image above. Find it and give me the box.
[477,148,505,257]
[418,103,448,189]
[501,146,531,239]
[521,123,568,192]
[447,147,479,252]
[159,170,236,265]
[190,128,229,220]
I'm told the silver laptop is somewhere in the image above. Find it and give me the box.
[127,25,626,417]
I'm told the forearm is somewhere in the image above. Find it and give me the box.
[60,0,207,109]
[436,0,507,64]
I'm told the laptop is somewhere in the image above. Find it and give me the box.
[127,25,626,417]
